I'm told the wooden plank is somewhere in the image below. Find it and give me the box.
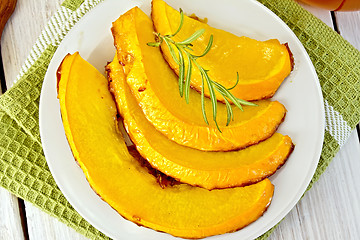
[25,205,89,240]
[0,188,25,240]
[1,7,24,238]
[1,0,89,239]
[0,0,61,86]
[335,11,360,48]
[270,130,360,239]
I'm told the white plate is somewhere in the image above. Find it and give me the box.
[39,0,325,239]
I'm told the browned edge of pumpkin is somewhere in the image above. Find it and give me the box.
[56,53,70,97]
[284,43,295,71]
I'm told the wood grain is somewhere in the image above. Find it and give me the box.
[0,0,61,86]
[0,188,25,240]
[1,1,87,239]
[335,11,360,47]
[26,205,88,240]
[0,0,17,40]
[269,130,360,240]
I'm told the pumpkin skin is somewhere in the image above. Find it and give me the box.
[57,52,275,239]
[112,7,287,152]
[107,54,294,190]
[151,0,293,102]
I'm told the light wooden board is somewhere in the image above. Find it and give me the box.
[1,0,87,239]
[0,0,359,240]
[0,188,25,240]
[25,204,88,240]
[0,0,61,86]
[335,11,360,47]
[269,130,360,240]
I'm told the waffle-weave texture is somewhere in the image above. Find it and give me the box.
[0,0,359,239]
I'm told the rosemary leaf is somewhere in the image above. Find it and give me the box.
[223,98,233,126]
[213,81,243,111]
[167,9,184,38]
[147,41,161,47]
[237,98,257,106]
[227,72,239,90]
[184,54,192,104]
[164,38,180,65]
[178,29,205,45]
[200,73,209,125]
[224,93,244,111]
[207,82,234,125]
[202,69,220,131]
[193,34,213,59]
[184,45,194,51]
[177,46,185,97]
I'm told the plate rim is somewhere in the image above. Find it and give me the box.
[39,0,325,239]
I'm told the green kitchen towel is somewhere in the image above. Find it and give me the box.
[0,0,359,239]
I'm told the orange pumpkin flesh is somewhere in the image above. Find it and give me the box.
[112,7,287,152]
[57,52,275,239]
[151,0,293,102]
[107,54,294,190]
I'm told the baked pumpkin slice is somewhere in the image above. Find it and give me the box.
[107,54,294,190]
[57,52,275,239]
[112,7,287,151]
[152,0,293,102]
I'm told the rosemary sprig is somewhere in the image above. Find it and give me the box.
[147,9,256,131]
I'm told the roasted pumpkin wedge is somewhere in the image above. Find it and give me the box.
[57,52,275,239]
[107,54,294,190]
[112,7,287,151]
[151,0,293,102]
